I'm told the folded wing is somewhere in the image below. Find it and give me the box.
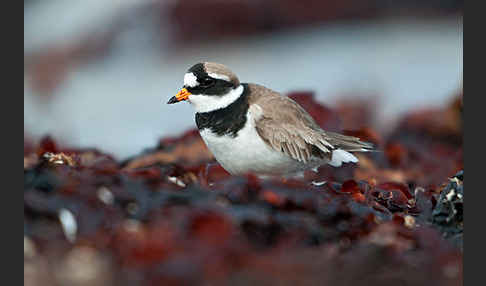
[247,84,373,164]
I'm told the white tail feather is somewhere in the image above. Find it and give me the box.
[328,149,358,167]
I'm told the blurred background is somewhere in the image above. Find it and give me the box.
[24,0,463,160]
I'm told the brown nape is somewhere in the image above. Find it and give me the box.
[203,62,240,86]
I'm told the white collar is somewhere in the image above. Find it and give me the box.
[188,85,244,113]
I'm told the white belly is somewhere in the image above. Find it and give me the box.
[199,112,304,176]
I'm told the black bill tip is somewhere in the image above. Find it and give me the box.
[167,96,178,104]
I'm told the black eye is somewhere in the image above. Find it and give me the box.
[201,77,215,86]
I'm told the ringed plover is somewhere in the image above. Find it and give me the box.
[167,62,373,177]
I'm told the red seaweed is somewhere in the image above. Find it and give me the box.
[24,92,463,286]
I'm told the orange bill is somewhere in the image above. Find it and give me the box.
[167,88,191,104]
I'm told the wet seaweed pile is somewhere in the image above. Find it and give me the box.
[24,91,462,286]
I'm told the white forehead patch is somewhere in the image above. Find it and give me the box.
[208,72,230,81]
[184,73,199,87]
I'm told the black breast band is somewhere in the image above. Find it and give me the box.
[195,84,249,137]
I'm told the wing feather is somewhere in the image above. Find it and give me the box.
[247,84,333,162]
[247,84,374,163]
